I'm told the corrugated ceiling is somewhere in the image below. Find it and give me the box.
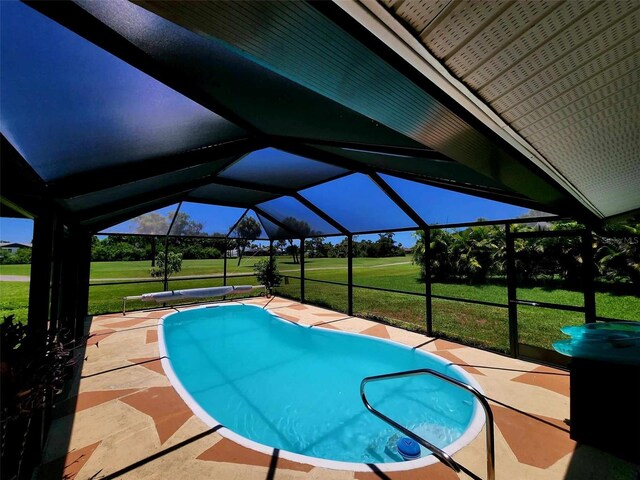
[376,0,640,218]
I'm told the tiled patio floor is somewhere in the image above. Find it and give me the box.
[38,297,637,479]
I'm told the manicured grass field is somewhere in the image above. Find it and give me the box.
[2,256,638,353]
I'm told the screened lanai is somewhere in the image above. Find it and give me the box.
[1,1,639,478]
[1,0,638,381]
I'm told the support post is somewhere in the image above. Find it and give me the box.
[269,240,274,296]
[150,236,156,267]
[48,220,66,331]
[74,233,92,340]
[28,211,55,338]
[163,203,182,291]
[223,239,228,287]
[506,224,519,357]
[59,228,81,333]
[582,229,596,323]
[424,227,433,336]
[163,235,170,292]
[300,238,305,303]
[348,235,353,316]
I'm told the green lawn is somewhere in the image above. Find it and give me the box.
[0,281,30,324]
[0,264,31,276]
[2,256,638,354]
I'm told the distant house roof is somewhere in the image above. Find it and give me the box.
[0,242,32,249]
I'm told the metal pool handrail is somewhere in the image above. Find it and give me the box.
[360,368,495,480]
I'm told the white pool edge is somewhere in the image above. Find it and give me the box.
[157,301,486,473]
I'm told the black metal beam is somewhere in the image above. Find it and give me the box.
[293,193,350,235]
[74,155,246,223]
[180,198,260,211]
[163,203,182,290]
[512,299,585,313]
[252,206,299,238]
[434,216,562,230]
[28,211,55,338]
[48,219,66,331]
[300,239,305,303]
[505,224,518,358]
[368,172,427,230]
[512,229,584,239]
[424,227,433,336]
[348,235,353,316]
[210,170,353,198]
[226,209,250,237]
[212,177,294,196]
[1,136,48,218]
[274,141,550,214]
[49,138,261,199]
[82,195,186,233]
[73,231,92,340]
[582,230,596,324]
[269,135,447,160]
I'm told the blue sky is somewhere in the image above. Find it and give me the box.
[0,218,34,244]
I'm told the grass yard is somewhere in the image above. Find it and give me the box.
[2,256,638,353]
[0,264,31,276]
[0,281,30,324]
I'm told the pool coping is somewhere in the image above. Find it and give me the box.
[157,301,486,473]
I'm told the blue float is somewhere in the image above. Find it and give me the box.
[396,437,421,460]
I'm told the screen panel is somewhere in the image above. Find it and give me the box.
[168,202,246,237]
[228,210,265,240]
[309,145,505,189]
[256,196,339,238]
[188,184,277,207]
[220,149,348,189]
[382,174,534,225]
[1,2,245,182]
[99,204,179,235]
[63,161,232,212]
[301,174,417,233]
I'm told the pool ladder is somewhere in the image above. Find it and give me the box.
[360,369,495,480]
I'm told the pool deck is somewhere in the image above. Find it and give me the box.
[37,296,636,479]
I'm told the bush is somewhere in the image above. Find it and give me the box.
[150,251,183,278]
[253,258,282,294]
[180,245,221,260]
[0,248,32,265]
[1,315,77,479]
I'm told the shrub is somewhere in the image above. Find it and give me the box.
[1,315,77,479]
[150,251,183,278]
[253,258,282,294]
[0,248,32,265]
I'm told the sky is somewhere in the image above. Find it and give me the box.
[0,218,34,244]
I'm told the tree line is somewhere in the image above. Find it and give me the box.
[412,221,639,290]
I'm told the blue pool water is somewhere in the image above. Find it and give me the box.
[161,305,481,465]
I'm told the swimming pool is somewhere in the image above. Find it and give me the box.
[159,304,484,471]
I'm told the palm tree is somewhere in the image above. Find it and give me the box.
[412,229,453,281]
[449,225,502,283]
[596,224,640,288]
